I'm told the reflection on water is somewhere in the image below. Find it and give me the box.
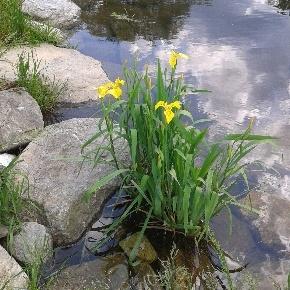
[268,0,290,14]
[73,0,213,41]
[67,0,290,285]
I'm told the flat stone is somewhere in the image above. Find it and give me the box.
[16,118,129,245]
[0,245,28,289]
[11,222,53,264]
[0,45,109,104]
[22,0,81,28]
[119,232,157,264]
[0,88,44,152]
[50,254,129,290]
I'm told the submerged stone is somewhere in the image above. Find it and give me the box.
[85,217,114,253]
[132,262,163,290]
[234,259,290,290]
[0,88,44,153]
[212,208,258,265]
[16,118,129,245]
[119,232,158,264]
[243,191,290,251]
[50,254,129,290]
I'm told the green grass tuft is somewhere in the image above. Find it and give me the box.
[25,249,54,290]
[0,0,62,46]
[15,52,66,113]
[0,158,23,226]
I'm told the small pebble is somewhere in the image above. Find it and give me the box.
[0,153,16,167]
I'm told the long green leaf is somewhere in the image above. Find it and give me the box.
[129,207,153,263]
[225,134,277,142]
[130,129,137,168]
[83,169,128,202]
[182,186,191,232]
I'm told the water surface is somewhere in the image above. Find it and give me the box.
[55,0,290,285]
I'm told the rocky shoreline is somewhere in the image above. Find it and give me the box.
[0,1,132,288]
[1,0,290,289]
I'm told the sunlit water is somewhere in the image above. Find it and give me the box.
[52,0,290,286]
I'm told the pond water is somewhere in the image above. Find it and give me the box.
[52,0,290,287]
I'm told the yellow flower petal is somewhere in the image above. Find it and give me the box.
[97,85,108,99]
[169,101,181,110]
[169,53,177,68]
[155,100,182,124]
[96,78,124,99]
[155,101,166,110]
[169,50,189,68]
[177,52,189,59]
[115,78,125,86]
[164,109,175,124]
[108,86,122,99]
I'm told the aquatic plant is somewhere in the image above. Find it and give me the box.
[83,52,274,286]
[111,12,141,23]
[0,0,61,46]
[16,52,66,113]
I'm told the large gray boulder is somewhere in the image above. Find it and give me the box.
[11,222,53,265]
[16,118,129,245]
[50,254,129,290]
[22,0,81,28]
[0,245,28,289]
[0,88,44,152]
[0,45,110,104]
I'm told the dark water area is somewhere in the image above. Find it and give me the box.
[50,0,290,286]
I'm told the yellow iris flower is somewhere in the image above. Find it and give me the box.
[155,100,182,124]
[97,78,125,99]
[169,50,189,68]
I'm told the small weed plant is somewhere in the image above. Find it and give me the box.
[0,158,23,227]
[156,244,195,290]
[154,245,271,290]
[83,52,274,287]
[16,52,66,113]
[0,0,61,46]
[0,159,53,290]
[25,247,54,290]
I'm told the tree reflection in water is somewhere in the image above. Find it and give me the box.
[73,0,213,41]
[268,0,290,15]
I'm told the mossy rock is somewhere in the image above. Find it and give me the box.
[119,232,157,263]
